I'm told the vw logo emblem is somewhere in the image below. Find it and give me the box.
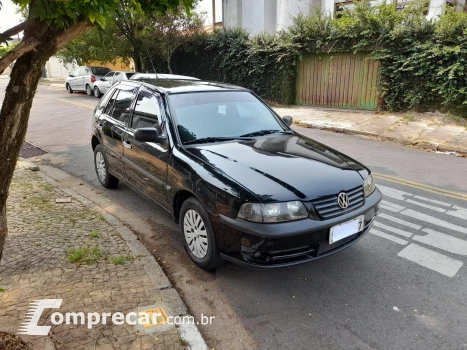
[338,192,350,209]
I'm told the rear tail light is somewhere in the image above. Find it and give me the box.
[90,75,96,83]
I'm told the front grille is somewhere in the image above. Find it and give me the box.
[311,185,364,219]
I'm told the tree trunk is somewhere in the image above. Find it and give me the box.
[133,54,143,72]
[0,20,89,260]
[167,57,173,74]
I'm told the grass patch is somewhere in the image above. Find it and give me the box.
[401,114,415,124]
[179,337,189,346]
[109,255,136,265]
[89,229,100,238]
[67,246,104,265]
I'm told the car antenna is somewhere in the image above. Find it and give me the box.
[146,47,157,79]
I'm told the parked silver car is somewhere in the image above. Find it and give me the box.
[130,73,200,81]
[93,71,137,98]
[65,66,112,96]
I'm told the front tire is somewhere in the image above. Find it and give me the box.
[94,86,102,98]
[94,145,119,188]
[66,83,73,94]
[86,84,93,96]
[179,197,224,270]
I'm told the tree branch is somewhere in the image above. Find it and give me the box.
[0,21,27,43]
[0,21,90,75]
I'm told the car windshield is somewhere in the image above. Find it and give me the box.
[91,67,111,75]
[169,91,288,144]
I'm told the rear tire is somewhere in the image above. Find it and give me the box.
[66,83,73,94]
[86,84,93,96]
[94,145,119,188]
[94,86,102,98]
[179,197,224,270]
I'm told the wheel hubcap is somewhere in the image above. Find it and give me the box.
[87,86,92,94]
[95,152,106,182]
[94,89,98,96]
[183,209,208,259]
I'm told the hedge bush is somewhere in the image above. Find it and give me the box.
[146,1,467,114]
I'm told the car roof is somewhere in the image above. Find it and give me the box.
[131,73,200,81]
[120,79,248,94]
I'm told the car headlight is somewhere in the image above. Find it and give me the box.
[363,174,376,197]
[237,201,309,223]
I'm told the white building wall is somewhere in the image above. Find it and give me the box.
[45,56,75,79]
[427,0,445,19]
[277,0,314,31]
[224,0,242,28]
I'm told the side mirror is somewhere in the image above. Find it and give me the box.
[134,128,168,146]
[68,74,74,78]
[101,78,106,81]
[283,116,293,126]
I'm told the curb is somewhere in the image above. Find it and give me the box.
[295,121,467,157]
[20,159,209,350]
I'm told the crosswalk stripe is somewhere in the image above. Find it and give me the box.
[413,229,467,256]
[413,195,452,207]
[381,200,406,211]
[398,243,463,277]
[405,199,447,213]
[373,222,414,238]
[371,229,408,245]
[377,213,422,230]
[400,209,467,235]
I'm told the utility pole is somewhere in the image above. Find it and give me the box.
[212,0,216,28]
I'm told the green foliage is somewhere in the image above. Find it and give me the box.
[67,246,104,265]
[57,24,131,66]
[0,43,18,58]
[147,27,297,104]
[11,0,197,28]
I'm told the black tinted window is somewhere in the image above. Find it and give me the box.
[91,67,111,75]
[98,87,117,111]
[103,89,118,115]
[111,88,136,125]
[126,73,135,79]
[131,90,160,129]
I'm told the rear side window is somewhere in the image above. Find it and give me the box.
[125,73,135,79]
[111,88,136,125]
[131,90,160,130]
[91,67,111,75]
[80,67,90,76]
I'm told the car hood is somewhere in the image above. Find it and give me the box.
[186,133,369,202]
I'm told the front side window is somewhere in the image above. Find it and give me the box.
[71,68,80,76]
[131,90,161,130]
[80,67,90,76]
[114,72,122,81]
[169,91,287,144]
[97,86,117,111]
[104,72,114,80]
[110,87,136,125]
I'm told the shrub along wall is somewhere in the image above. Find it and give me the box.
[146,1,467,115]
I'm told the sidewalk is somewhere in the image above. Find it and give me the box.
[0,161,207,350]
[272,105,467,156]
[38,78,65,88]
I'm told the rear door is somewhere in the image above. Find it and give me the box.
[97,85,137,179]
[123,89,170,209]
[76,67,89,91]
[69,68,80,89]
[101,72,115,92]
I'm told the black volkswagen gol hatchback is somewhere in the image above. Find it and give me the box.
[91,79,382,270]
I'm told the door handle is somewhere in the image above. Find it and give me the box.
[123,141,132,149]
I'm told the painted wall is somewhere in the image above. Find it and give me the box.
[45,57,75,79]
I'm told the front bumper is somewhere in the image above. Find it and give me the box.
[216,188,382,268]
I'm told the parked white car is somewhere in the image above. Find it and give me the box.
[93,71,137,98]
[130,73,200,81]
[66,66,112,96]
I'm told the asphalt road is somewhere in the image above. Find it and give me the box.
[2,81,467,350]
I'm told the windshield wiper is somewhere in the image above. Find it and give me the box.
[183,136,250,145]
[239,129,293,137]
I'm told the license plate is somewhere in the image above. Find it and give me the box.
[329,215,364,244]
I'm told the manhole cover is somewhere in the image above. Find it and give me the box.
[20,141,47,159]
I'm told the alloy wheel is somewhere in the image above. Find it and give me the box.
[86,85,92,95]
[95,151,106,183]
[183,209,208,259]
